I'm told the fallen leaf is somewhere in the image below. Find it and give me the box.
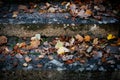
[84,35,91,42]
[19,42,26,48]
[93,38,99,45]
[0,36,7,45]
[75,34,84,42]
[107,34,116,40]
[55,40,64,49]
[57,47,70,55]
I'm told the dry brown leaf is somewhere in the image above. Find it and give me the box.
[0,36,7,45]
[84,35,91,42]
[93,38,99,45]
[75,34,84,42]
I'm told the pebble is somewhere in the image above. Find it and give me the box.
[25,56,32,63]
[86,46,93,53]
[78,68,85,72]
[15,53,23,59]
[27,65,33,70]
[99,66,105,71]
[86,67,92,71]
[48,55,54,60]
[38,55,45,59]
[57,67,64,71]
[49,59,63,67]
[71,23,75,26]
[23,63,28,67]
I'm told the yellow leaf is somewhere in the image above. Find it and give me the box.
[107,34,116,40]
[57,47,70,55]
[55,40,64,49]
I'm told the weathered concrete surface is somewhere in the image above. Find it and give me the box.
[0,70,120,80]
[0,23,119,37]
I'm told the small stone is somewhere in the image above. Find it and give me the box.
[62,55,73,61]
[53,18,57,21]
[23,63,28,67]
[90,64,94,68]
[49,59,63,67]
[97,51,103,58]
[27,65,33,70]
[38,55,45,59]
[12,14,17,18]
[35,34,41,40]
[15,53,23,59]
[98,21,103,24]
[78,68,84,72]
[62,55,68,61]
[63,24,67,29]
[71,23,75,26]
[107,60,115,64]
[99,66,105,71]
[48,55,54,60]
[86,67,92,71]
[25,56,32,62]
[57,67,64,71]
[32,20,36,23]
[86,46,93,53]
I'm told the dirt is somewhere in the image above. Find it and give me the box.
[0,23,119,37]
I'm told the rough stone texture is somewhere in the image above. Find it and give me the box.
[0,24,119,37]
[0,70,120,80]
